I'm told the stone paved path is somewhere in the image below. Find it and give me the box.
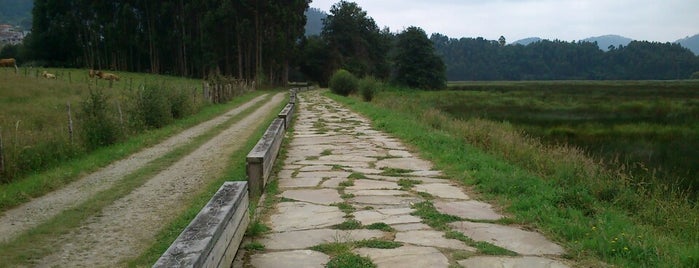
[246,91,570,267]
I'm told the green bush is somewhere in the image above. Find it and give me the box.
[80,89,120,150]
[329,69,358,96]
[133,84,172,129]
[691,71,699,79]
[358,76,379,102]
[169,88,195,119]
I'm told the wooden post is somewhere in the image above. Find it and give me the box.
[116,100,124,129]
[0,127,4,174]
[67,102,74,145]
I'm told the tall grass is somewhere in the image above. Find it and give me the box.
[0,68,205,183]
[328,82,699,267]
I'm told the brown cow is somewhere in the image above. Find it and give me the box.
[88,69,97,78]
[96,71,119,81]
[0,58,16,67]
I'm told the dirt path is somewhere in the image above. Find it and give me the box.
[35,92,284,267]
[0,94,269,243]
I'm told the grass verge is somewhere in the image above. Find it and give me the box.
[0,93,274,266]
[327,91,699,267]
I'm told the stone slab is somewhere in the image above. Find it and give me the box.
[458,256,570,268]
[413,183,470,199]
[296,171,351,179]
[376,158,432,171]
[391,223,432,231]
[354,246,449,268]
[449,221,565,255]
[269,202,345,232]
[281,189,342,205]
[353,208,422,225]
[395,230,476,251]
[279,178,323,188]
[250,250,329,268]
[387,150,413,158]
[346,190,406,196]
[350,196,422,208]
[346,180,400,190]
[320,178,345,188]
[433,200,503,221]
[299,165,334,172]
[318,155,376,163]
[260,229,385,250]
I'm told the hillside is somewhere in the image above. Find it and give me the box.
[305,7,327,36]
[512,37,542,46]
[0,0,32,29]
[583,34,633,51]
[676,34,699,55]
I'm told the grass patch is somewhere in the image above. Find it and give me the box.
[411,201,462,229]
[398,178,422,190]
[379,168,412,176]
[339,180,355,187]
[341,193,356,199]
[311,242,354,256]
[246,221,270,237]
[355,239,402,249]
[333,219,363,230]
[335,202,356,214]
[327,253,375,268]
[243,242,265,251]
[348,172,368,180]
[321,149,333,156]
[365,222,395,232]
[416,191,435,200]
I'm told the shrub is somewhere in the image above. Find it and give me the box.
[691,71,699,79]
[133,84,172,129]
[329,69,358,96]
[80,89,120,150]
[358,76,379,102]
[169,88,195,119]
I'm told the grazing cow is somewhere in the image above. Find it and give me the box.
[0,58,16,67]
[42,71,56,79]
[88,69,97,78]
[96,71,119,81]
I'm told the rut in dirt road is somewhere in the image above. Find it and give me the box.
[35,92,285,267]
[0,94,268,243]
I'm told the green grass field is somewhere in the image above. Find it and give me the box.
[329,80,699,267]
[0,68,204,182]
[444,80,699,196]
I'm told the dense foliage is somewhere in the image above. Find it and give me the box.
[329,69,358,96]
[16,0,309,84]
[432,34,699,81]
[392,27,446,90]
[321,1,391,79]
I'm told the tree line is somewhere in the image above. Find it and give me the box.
[431,34,699,81]
[8,0,309,84]
[298,1,446,90]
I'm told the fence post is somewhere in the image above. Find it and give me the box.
[67,102,74,145]
[0,127,4,174]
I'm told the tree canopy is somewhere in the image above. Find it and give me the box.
[432,34,699,81]
[321,0,389,79]
[392,26,446,90]
[21,0,310,84]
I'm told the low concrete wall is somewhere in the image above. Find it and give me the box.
[154,182,249,268]
[246,118,285,197]
[278,103,295,130]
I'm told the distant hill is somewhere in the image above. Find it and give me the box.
[512,37,542,46]
[305,7,327,36]
[0,0,32,29]
[583,35,633,51]
[676,34,699,55]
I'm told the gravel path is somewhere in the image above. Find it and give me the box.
[0,94,270,244]
[33,92,284,267]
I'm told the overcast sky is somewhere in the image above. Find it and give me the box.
[309,0,699,43]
